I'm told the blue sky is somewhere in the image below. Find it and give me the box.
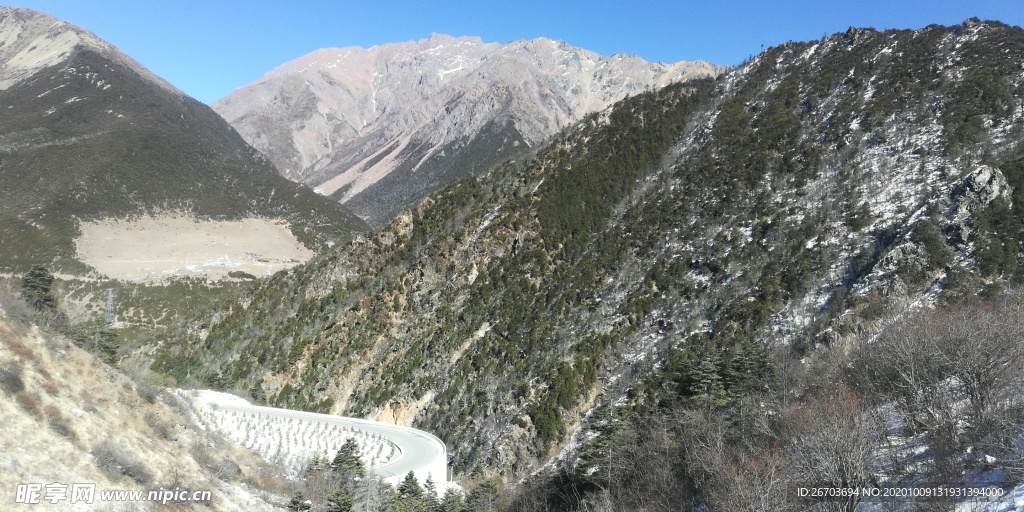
[9,1,1023,104]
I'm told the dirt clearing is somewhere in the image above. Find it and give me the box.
[74,214,314,282]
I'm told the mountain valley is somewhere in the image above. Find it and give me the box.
[2,8,1024,511]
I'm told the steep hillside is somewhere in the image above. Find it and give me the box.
[0,8,367,273]
[0,290,287,511]
[158,19,1024,491]
[214,34,720,225]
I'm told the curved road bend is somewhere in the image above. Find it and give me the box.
[208,400,448,487]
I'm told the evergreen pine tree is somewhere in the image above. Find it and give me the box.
[724,338,769,395]
[397,471,423,500]
[20,265,56,310]
[423,474,440,510]
[332,438,364,476]
[325,490,354,512]
[465,479,500,511]
[440,488,465,512]
[287,492,312,511]
[305,453,326,477]
[690,353,728,408]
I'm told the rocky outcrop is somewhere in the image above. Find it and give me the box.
[947,165,1012,229]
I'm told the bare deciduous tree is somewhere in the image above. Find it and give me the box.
[846,293,1024,483]
[784,393,876,512]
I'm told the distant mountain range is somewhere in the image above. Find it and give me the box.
[0,8,366,271]
[214,34,722,225]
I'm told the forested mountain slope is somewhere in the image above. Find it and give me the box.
[157,20,1024,497]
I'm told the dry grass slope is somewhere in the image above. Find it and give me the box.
[0,309,289,511]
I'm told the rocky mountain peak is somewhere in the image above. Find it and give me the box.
[214,35,722,224]
[0,7,177,95]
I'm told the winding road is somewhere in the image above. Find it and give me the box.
[192,391,448,489]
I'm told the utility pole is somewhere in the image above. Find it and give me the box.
[105,288,115,326]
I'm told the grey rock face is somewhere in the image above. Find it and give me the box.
[945,165,1012,244]
[214,34,721,224]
